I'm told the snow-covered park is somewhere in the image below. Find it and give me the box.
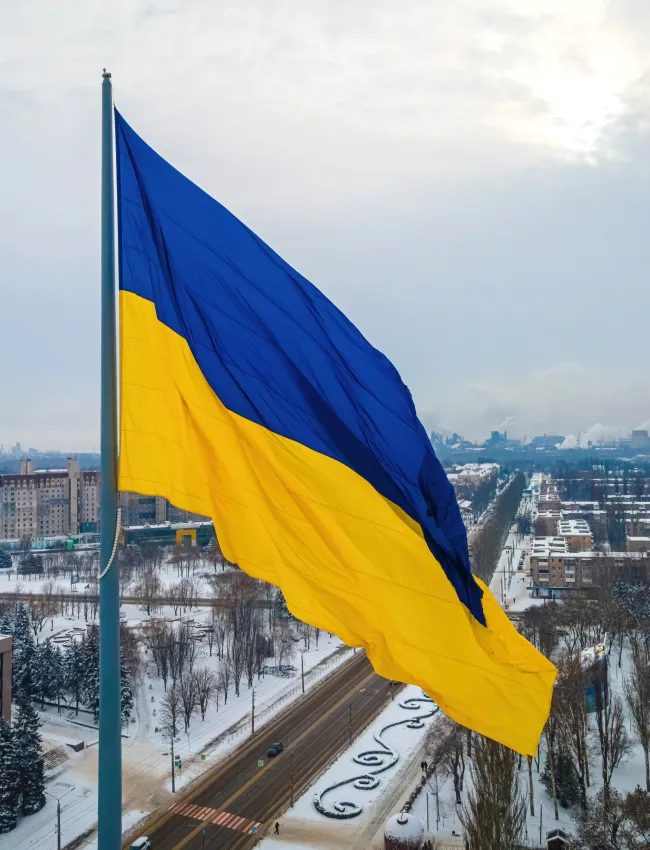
[0,556,354,850]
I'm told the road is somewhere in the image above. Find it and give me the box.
[0,590,246,608]
[129,652,398,850]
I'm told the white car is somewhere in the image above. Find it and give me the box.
[129,839,151,850]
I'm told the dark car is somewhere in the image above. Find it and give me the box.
[267,742,284,758]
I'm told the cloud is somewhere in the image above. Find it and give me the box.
[2,0,650,448]
[559,423,629,449]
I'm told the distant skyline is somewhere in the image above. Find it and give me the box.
[3,0,650,449]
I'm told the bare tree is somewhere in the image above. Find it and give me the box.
[596,692,631,791]
[459,735,526,850]
[194,668,219,720]
[133,567,162,616]
[218,654,232,704]
[425,715,466,805]
[160,680,182,740]
[143,620,172,690]
[624,652,650,791]
[555,653,592,810]
[27,598,53,639]
[178,673,199,732]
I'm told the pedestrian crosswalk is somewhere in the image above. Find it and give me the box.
[169,801,266,834]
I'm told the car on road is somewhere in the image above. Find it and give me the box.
[129,838,151,850]
[267,742,284,758]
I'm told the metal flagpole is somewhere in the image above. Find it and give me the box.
[98,68,122,850]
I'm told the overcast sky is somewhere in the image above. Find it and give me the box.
[2,0,650,451]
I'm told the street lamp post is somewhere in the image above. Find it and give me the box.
[46,786,75,850]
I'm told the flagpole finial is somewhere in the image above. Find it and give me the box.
[102,68,111,78]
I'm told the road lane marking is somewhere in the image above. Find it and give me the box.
[169,802,265,835]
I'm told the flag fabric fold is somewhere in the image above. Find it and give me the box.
[115,109,556,755]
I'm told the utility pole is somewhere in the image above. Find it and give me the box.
[301,653,305,694]
[171,733,176,793]
[251,688,255,735]
[539,803,543,847]
[425,792,429,831]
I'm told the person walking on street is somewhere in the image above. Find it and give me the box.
[274,822,280,835]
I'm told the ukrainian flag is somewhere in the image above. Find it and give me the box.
[115,111,556,755]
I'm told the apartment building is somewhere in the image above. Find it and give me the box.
[0,456,211,542]
[531,542,650,588]
[535,511,562,535]
[627,536,650,554]
[557,519,593,552]
[0,458,100,540]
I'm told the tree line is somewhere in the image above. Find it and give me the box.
[0,602,133,724]
[469,472,526,584]
[423,580,650,849]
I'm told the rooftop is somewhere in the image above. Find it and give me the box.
[531,536,569,557]
[558,519,592,536]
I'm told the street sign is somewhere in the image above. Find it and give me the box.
[257,759,264,768]
[251,826,258,834]
[201,754,206,761]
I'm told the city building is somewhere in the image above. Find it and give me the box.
[118,491,207,527]
[529,435,565,450]
[0,457,100,540]
[535,511,562,536]
[627,536,650,554]
[557,519,593,552]
[630,429,650,451]
[0,634,11,722]
[530,546,650,589]
[0,459,209,543]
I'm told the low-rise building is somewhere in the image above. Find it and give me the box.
[627,536,650,554]
[530,547,650,589]
[535,511,562,536]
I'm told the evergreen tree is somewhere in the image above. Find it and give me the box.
[0,550,11,570]
[13,701,45,815]
[64,640,85,715]
[12,603,32,649]
[541,746,581,809]
[0,609,12,638]
[274,588,291,621]
[80,626,100,723]
[120,652,134,723]
[12,605,36,706]
[0,720,20,833]
[36,641,63,707]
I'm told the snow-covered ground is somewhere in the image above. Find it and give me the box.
[0,553,224,597]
